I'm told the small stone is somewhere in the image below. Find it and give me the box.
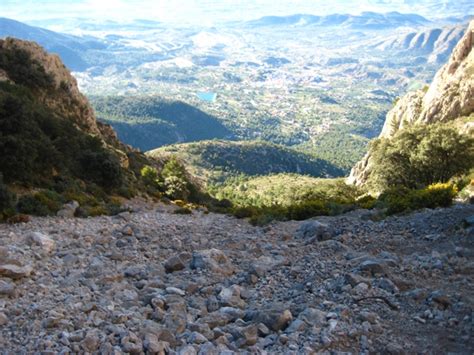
[286,319,307,333]
[0,280,15,297]
[122,225,134,236]
[298,308,326,326]
[190,249,235,276]
[26,232,55,253]
[166,287,185,296]
[0,264,32,279]
[385,342,405,355]
[0,312,9,326]
[206,296,220,313]
[42,316,61,328]
[245,308,293,331]
[431,292,451,309]
[178,345,197,355]
[413,316,426,324]
[82,332,100,352]
[164,255,186,273]
[241,325,258,346]
[257,323,271,337]
[144,332,169,355]
[218,285,246,309]
[359,260,386,276]
[121,332,143,354]
[189,332,207,344]
[296,221,335,241]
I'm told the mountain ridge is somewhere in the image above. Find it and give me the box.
[348,19,474,186]
[0,17,105,70]
[245,11,431,29]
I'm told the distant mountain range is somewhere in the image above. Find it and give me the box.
[370,23,466,63]
[245,12,431,29]
[0,18,106,71]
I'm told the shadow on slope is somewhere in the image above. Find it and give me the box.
[91,96,233,152]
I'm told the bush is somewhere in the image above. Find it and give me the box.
[174,207,193,215]
[287,200,330,220]
[17,195,50,216]
[0,174,16,216]
[378,183,457,215]
[368,124,474,191]
[141,165,160,187]
[161,157,190,200]
[34,190,64,213]
[79,151,123,189]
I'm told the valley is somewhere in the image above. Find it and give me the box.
[1,13,471,173]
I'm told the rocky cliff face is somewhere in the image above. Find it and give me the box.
[348,20,474,186]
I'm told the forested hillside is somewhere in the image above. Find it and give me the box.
[91,96,233,151]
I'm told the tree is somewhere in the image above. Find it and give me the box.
[368,124,474,191]
[161,157,190,200]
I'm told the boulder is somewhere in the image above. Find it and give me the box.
[25,232,55,253]
[190,249,235,276]
[218,285,246,309]
[164,255,186,273]
[0,280,15,297]
[296,221,335,241]
[245,307,293,331]
[0,264,32,279]
[57,200,79,218]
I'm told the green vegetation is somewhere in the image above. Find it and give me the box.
[0,39,53,89]
[207,174,368,225]
[140,157,191,200]
[91,95,232,151]
[377,183,458,215]
[90,92,386,175]
[148,140,343,183]
[309,128,370,171]
[0,174,16,221]
[368,123,474,191]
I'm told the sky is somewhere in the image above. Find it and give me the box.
[1,0,473,26]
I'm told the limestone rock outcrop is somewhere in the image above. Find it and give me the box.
[348,20,474,186]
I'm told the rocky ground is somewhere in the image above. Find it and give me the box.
[0,202,473,354]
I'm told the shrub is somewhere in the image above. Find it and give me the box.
[85,205,108,217]
[79,151,123,189]
[287,200,330,220]
[17,195,50,216]
[34,190,64,213]
[174,207,192,215]
[141,165,160,187]
[160,157,191,200]
[0,174,16,215]
[356,195,377,209]
[378,183,457,215]
[369,124,474,191]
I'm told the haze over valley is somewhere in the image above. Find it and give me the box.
[1,1,472,175]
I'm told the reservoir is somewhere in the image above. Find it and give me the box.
[197,92,217,102]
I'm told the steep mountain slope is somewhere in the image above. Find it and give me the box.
[0,37,144,191]
[147,140,343,183]
[348,20,474,186]
[0,18,105,71]
[91,96,233,152]
[1,198,472,353]
[371,23,466,63]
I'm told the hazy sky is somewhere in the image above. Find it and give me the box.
[1,0,473,25]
